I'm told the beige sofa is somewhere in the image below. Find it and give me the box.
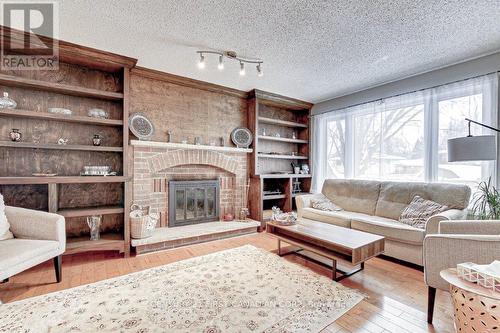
[0,206,66,282]
[296,179,471,265]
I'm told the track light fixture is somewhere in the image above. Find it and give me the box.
[196,50,263,77]
[239,62,245,76]
[197,53,205,69]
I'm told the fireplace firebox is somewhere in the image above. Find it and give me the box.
[168,180,220,227]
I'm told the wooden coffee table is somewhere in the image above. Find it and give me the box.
[267,219,385,281]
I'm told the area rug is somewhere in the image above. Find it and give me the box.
[0,245,363,333]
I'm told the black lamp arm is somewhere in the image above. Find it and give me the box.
[466,118,500,137]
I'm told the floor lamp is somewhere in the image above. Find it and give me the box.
[447,118,498,162]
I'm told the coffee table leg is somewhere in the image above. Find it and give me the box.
[332,259,337,280]
[277,239,281,256]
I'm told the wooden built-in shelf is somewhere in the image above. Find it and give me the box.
[57,205,124,218]
[258,117,308,128]
[65,233,124,255]
[258,135,308,144]
[0,74,124,101]
[0,176,129,185]
[292,192,311,197]
[0,109,123,126]
[259,174,312,179]
[0,141,123,152]
[258,153,308,160]
[263,194,287,200]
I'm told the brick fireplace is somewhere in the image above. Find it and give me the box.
[131,140,251,228]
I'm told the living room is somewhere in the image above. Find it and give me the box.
[0,1,499,332]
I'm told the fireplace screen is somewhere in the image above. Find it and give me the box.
[168,180,220,227]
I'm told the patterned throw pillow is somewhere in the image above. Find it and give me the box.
[310,197,343,212]
[0,193,13,240]
[399,195,447,229]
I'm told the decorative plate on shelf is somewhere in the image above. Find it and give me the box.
[129,113,154,140]
[231,127,253,148]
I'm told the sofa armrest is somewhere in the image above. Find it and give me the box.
[423,234,500,290]
[425,209,467,234]
[295,193,325,218]
[439,220,500,235]
[5,206,66,246]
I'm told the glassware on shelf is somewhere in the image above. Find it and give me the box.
[92,134,102,146]
[86,215,102,241]
[0,92,17,109]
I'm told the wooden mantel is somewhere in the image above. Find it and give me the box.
[130,140,253,153]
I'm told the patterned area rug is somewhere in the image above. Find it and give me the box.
[0,245,363,333]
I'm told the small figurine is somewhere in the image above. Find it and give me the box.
[92,134,102,146]
[167,130,172,143]
[9,129,21,142]
[57,138,68,145]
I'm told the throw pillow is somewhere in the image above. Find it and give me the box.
[310,197,343,212]
[0,193,13,240]
[399,195,447,229]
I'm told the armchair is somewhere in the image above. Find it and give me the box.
[0,206,66,283]
[423,220,500,323]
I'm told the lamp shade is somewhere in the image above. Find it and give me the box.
[447,135,497,162]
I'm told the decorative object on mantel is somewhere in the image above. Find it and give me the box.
[0,92,17,109]
[47,107,72,115]
[231,127,253,148]
[130,204,158,239]
[457,261,500,292]
[222,213,234,221]
[57,138,68,145]
[92,134,102,146]
[219,136,225,147]
[9,128,21,142]
[87,108,109,119]
[86,215,102,241]
[129,112,155,140]
[194,136,202,145]
[166,130,172,143]
[181,139,188,144]
[196,50,263,77]
[80,166,117,176]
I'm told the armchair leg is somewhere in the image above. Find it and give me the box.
[427,287,436,324]
[54,255,62,283]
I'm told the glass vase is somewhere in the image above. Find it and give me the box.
[86,215,102,241]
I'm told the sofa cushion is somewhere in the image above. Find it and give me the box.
[0,238,60,272]
[0,194,13,241]
[302,207,379,228]
[310,197,342,211]
[350,215,424,245]
[399,195,447,229]
[322,179,381,215]
[375,181,471,220]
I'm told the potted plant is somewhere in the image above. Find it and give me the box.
[470,177,500,219]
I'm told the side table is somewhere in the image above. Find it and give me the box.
[440,268,499,332]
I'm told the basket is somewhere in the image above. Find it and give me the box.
[130,204,158,239]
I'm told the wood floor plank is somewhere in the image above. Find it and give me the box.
[0,233,455,332]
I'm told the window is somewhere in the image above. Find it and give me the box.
[437,94,493,187]
[313,74,498,193]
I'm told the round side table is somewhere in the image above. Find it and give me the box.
[440,268,500,333]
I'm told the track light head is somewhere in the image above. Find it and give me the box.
[197,53,205,69]
[239,62,245,76]
[218,55,224,70]
[257,63,263,77]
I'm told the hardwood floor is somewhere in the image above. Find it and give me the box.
[0,233,455,333]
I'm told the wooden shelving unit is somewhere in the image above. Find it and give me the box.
[0,108,124,126]
[0,141,123,152]
[0,27,137,256]
[247,90,313,228]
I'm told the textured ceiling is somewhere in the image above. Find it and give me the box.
[53,0,500,103]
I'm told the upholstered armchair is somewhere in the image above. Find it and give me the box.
[423,220,500,323]
[0,206,66,283]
